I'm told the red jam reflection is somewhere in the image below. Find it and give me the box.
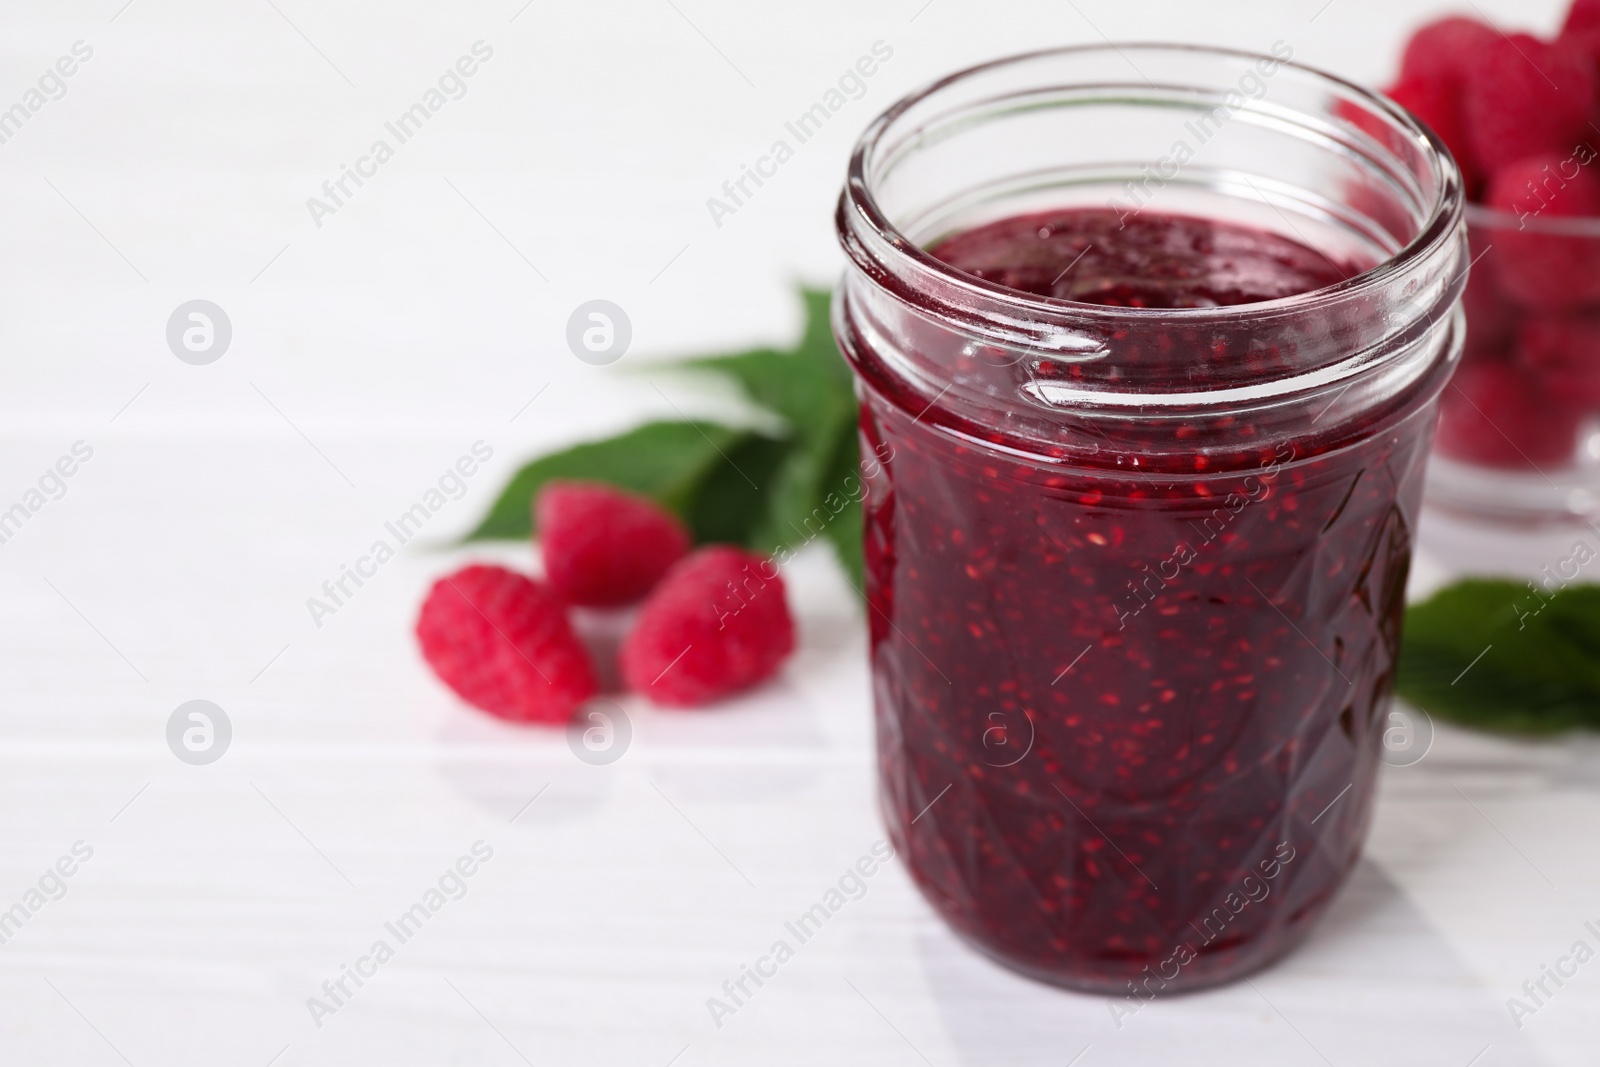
[853,208,1431,993]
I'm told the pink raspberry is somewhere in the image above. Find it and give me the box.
[1435,361,1583,468]
[1388,76,1479,192]
[1487,152,1600,220]
[1566,0,1600,37]
[1393,17,1499,189]
[1462,34,1596,174]
[416,564,598,724]
[1555,14,1600,79]
[1563,0,1600,61]
[536,481,691,607]
[1484,154,1600,311]
[620,546,794,707]
[1517,311,1600,404]
[1398,16,1499,87]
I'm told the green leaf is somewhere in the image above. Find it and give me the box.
[659,286,863,593]
[463,420,750,542]
[675,345,844,435]
[751,397,853,551]
[767,290,863,588]
[818,422,866,591]
[1396,578,1600,734]
[670,288,851,433]
[794,287,866,589]
[466,288,868,600]
[750,408,865,590]
[798,286,851,387]
[686,433,793,545]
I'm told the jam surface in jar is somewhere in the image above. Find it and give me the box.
[926,208,1355,308]
[855,207,1432,993]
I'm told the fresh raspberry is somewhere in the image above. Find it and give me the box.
[1462,35,1596,174]
[1565,0,1600,37]
[416,564,598,724]
[536,481,691,607]
[1393,18,1498,189]
[1563,31,1600,71]
[1388,76,1479,192]
[1435,361,1583,468]
[1486,152,1600,219]
[620,546,794,707]
[1516,311,1600,404]
[1398,16,1499,87]
[1484,154,1600,311]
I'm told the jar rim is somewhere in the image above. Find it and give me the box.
[841,41,1464,324]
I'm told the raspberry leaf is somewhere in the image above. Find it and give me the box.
[670,289,850,435]
[468,289,869,593]
[663,288,865,584]
[1396,578,1600,733]
[464,420,756,542]
[817,421,866,591]
[798,286,852,386]
[686,433,794,545]
[674,346,841,432]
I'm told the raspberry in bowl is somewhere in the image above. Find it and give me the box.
[834,45,1465,992]
[1387,5,1600,519]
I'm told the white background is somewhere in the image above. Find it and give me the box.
[0,0,1596,1064]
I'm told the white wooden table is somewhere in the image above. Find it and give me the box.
[0,1,1594,1063]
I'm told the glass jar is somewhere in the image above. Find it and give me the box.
[833,44,1465,994]
[1428,203,1600,521]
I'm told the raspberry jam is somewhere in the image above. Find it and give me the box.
[835,46,1465,994]
[923,209,1357,309]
